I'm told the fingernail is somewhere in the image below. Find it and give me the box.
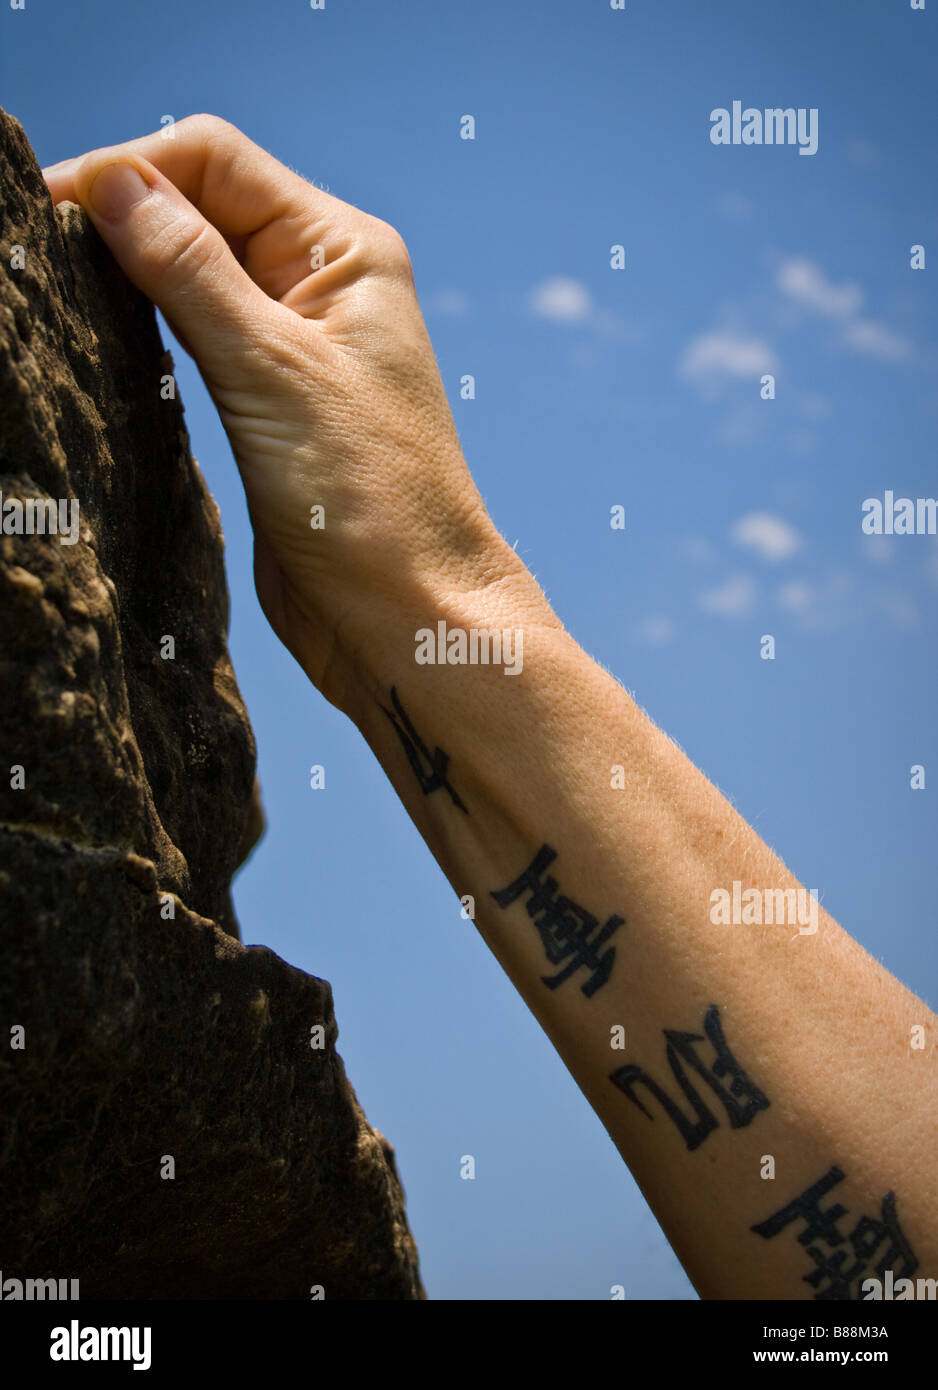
[88,163,151,221]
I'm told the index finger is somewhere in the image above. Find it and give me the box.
[43,113,356,249]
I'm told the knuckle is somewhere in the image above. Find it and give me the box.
[178,113,241,144]
[142,217,223,283]
[367,218,413,275]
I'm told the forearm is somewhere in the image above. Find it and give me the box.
[339,558,938,1300]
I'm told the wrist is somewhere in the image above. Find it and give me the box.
[319,532,564,727]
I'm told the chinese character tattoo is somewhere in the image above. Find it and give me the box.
[751,1166,918,1300]
[609,1004,770,1150]
[490,843,624,996]
[379,685,468,812]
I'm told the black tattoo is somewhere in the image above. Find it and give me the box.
[490,843,624,996]
[609,1004,770,1150]
[751,1166,918,1301]
[379,685,467,812]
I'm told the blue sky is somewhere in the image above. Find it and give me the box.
[4,0,936,1300]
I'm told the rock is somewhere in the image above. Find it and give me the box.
[0,107,423,1299]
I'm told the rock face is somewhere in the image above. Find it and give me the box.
[0,108,423,1299]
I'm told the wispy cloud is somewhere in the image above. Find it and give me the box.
[697,574,756,618]
[777,258,862,318]
[527,277,593,324]
[678,330,777,384]
[776,581,813,611]
[776,256,913,361]
[841,318,911,361]
[731,512,802,562]
[774,570,855,631]
[632,616,676,645]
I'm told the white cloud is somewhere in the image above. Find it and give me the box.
[777,258,862,319]
[842,318,912,361]
[528,277,592,324]
[698,575,756,618]
[632,616,675,645]
[774,571,856,632]
[776,258,913,363]
[678,330,777,383]
[731,512,802,562]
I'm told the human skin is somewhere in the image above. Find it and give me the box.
[45,116,937,1300]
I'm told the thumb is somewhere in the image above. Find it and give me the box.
[73,155,268,385]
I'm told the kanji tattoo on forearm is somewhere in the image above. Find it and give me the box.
[490,843,624,996]
[379,685,468,812]
[609,1004,770,1150]
[751,1166,919,1301]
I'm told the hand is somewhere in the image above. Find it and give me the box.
[43,116,545,715]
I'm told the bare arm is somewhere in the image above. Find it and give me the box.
[45,116,938,1299]
[351,612,938,1298]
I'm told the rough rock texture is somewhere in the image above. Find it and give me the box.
[0,108,423,1299]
